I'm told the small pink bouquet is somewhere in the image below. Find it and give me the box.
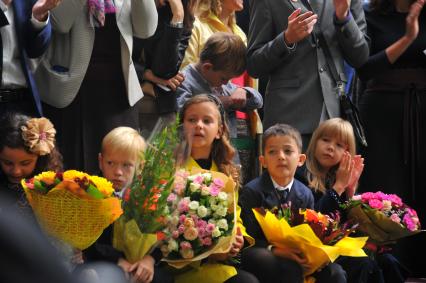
[160,169,237,268]
[345,191,422,245]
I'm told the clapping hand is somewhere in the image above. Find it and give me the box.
[32,0,61,21]
[406,0,425,41]
[347,155,364,198]
[333,151,354,195]
[284,8,318,45]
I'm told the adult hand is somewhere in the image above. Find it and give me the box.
[405,0,425,41]
[168,0,184,23]
[333,151,354,195]
[333,0,350,21]
[229,227,244,257]
[230,88,247,109]
[347,155,364,198]
[32,0,61,21]
[163,72,185,91]
[129,255,155,283]
[284,8,318,45]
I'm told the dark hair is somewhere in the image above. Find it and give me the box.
[369,0,394,12]
[0,112,63,182]
[200,32,247,76]
[262,124,303,153]
[179,94,237,176]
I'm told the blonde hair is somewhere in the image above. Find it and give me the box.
[196,0,237,29]
[305,118,356,193]
[101,127,146,162]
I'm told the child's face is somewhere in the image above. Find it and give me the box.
[201,63,236,87]
[98,149,136,191]
[314,135,348,170]
[0,146,38,184]
[183,101,222,157]
[260,135,305,186]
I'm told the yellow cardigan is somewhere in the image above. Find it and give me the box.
[180,13,247,70]
[174,158,254,283]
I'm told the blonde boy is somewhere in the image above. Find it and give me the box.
[99,127,146,194]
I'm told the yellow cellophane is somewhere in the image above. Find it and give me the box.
[24,188,122,250]
[253,209,367,276]
[163,169,237,269]
[113,217,158,263]
[348,205,422,245]
[174,262,237,283]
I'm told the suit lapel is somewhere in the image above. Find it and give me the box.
[114,0,124,22]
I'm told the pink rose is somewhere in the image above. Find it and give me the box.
[213,178,224,188]
[172,230,180,239]
[368,199,384,210]
[167,193,177,203]
[209,185,220,196]
[180,241,192,250]
[206,223,215,234]
[202,237,212,246]
[193,175,204,184]
[390,214,401,223]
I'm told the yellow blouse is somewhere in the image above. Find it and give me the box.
[180,13,247,70]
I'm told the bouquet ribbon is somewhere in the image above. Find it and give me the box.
[253,209,367,275]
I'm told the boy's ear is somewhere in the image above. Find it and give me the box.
[298,153,306,167]
[259,155,267,168]
[202,62,214,72]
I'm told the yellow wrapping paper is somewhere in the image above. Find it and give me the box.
[24,188,122,250]
[253,209,367,276]
[112,217,158,263]
[163,169,237,269]
[348,205,422,245]
[174,263,237,283]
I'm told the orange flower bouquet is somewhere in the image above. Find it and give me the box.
[21,170,122,250]
[253,206,367,276]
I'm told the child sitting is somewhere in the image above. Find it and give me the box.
[239,123,346,283]
[83,126,173,283]
[176,32,263,183]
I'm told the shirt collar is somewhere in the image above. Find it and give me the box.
[270,177,294,192]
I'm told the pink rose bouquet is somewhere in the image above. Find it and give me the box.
[345,191,422,245]
[160,169,237,268]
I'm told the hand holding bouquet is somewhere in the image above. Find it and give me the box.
[345,191,422,245]
[253,205,367,275]
[22,170,122,249]
[160,169,237,268]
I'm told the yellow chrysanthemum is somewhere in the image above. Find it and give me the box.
[90,175,115,197]
[34,171,57,184]
[63,170,90,181]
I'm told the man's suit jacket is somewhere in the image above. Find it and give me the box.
[239,171,314,247]
[34,0,158,109]
[247,0,369,134]
[11,0,51,116]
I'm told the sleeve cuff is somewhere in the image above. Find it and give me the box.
[31,12,49,29]
[334,10,352,26]
[267,244,274,251]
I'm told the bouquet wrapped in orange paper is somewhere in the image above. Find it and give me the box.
[21,170,122,249]
[253,206,367,276]
[345,191,422,245]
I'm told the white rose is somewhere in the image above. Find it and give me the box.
[202,173,212,182]
[212,227,221,238]
[197,205,208,218]
[189,201,200,210]
[201,186,210,196]
[210,204,218,211]
[208,219,217,225]
[171,215,179,226]
[190,182,201,192]
[209,197,217,205]
[168,239,178,252]
[218,192,228,201]
[216,219,228,231]
[215,206,227,217]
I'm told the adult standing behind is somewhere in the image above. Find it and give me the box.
[0,0,60,116]
[247,0,369,149]
[357,0,425,277]
[34,0,158,173]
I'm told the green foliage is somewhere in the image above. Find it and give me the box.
[123,117,181,233]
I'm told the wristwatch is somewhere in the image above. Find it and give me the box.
[169,21,183,28]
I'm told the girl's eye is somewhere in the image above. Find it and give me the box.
[268,150,276,155]
[187,118,197,123]
[124,163,134,169]
[203,118,212,124]
[20,161,32,166]
[285,149,293,155]
[322,137,329,142]
[107,161,114,166]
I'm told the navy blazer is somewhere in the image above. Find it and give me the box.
[10,0,51,116]
[239,171,314,248]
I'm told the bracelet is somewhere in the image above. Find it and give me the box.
[267,245,274,252]
[169,21,183,28]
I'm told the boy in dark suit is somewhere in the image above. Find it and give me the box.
[239,123,346,283]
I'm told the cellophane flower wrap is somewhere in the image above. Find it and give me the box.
[113,120,181,263]
[160,169,237,269]
[345,191,422,245]
[21,170,122,250]
[253,206,367,276]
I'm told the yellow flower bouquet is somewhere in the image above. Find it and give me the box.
[253,207,367,276]
[21,170,122,249]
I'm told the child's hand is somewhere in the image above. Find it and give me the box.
[118,257,133,280]
[333,151,354,195]
[71,249,84,265]
[129,255,155,283]
[230,88,248,109]
[347,155,364,198]
[284,8,318,45]
[272,246,309,270]
[229,227,244,257]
